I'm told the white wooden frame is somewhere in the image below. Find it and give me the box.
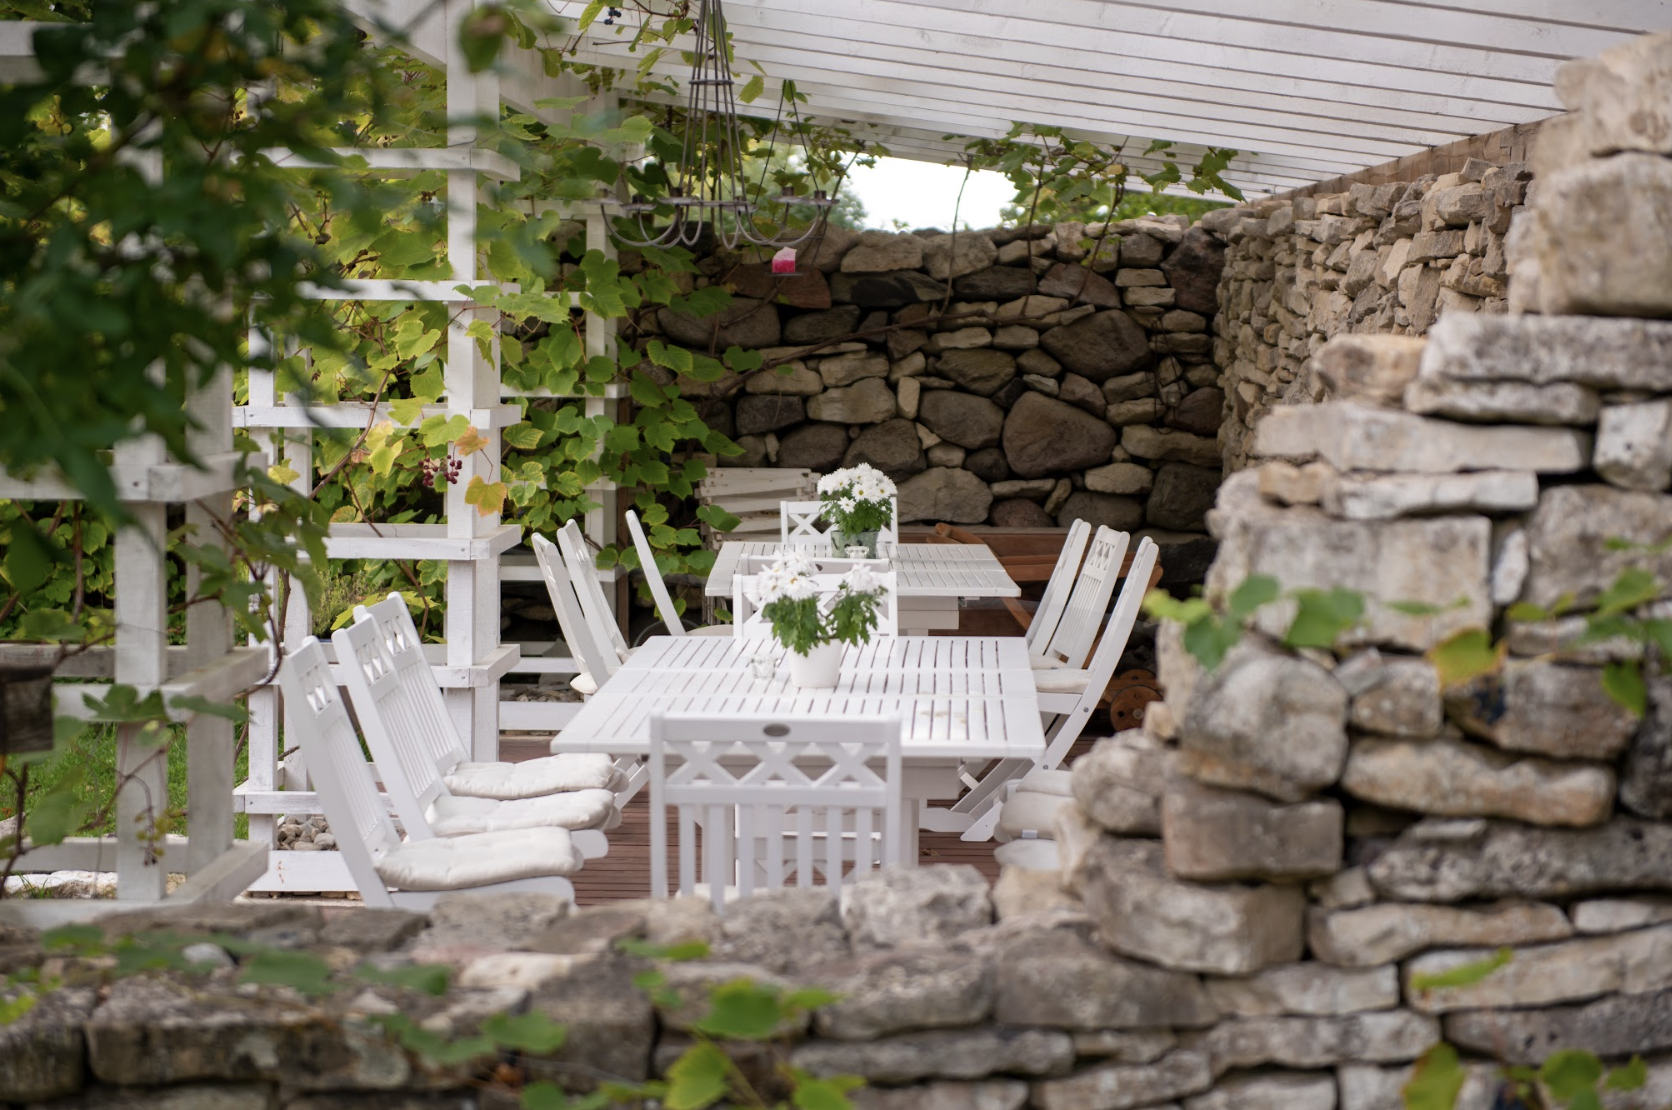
[530,533,616,690]
[1027,519,1092,654]
[558,519,632,664]
[780,499,900,547]
[648,711,904,913]
[731,572,900,640]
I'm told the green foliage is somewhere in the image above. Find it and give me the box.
[1282,588,1364,650]
[1402,1044,1468,1110]
[1408,947,1512,992]
[1424,628,1503,689]
[1402,1042,1647,1110]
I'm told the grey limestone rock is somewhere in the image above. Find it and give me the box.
[1184,1073,1338,1110]
[1594,399,1672,491]
[898,466,994,524]
[715,888,849,973]
[991,928,1216,1031]
[805,378,897,424]
[792,1026,1074,1083]
[921,231,1000,280]
[841,231,925,273]
[1070,732,1170,835]
[1366,818,1672,902]
[851,1079,1028,1110]
[1001,392,1118,478]
[1204,964,1398,1019]
[840,865,993,951]
[1534,154,1672,318]
[918,391,1005,450]
[811,949,994,1040]
[1419,312,1672,391]
[1194,1011,1440,1076]
[1521,485,1672,609]
[1444,660,1639,761]
[1308,900,1574,967]
[1030,1049,1213,1110]
[1038,309,1153,382]
[659,297,782,350]
[1161,779,1343,881]
[0,986,96,1101]
[1444,987,1672,1066]
[1405,923,1672,1013]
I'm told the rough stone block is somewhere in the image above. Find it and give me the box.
[1001,392,1117,478]
[1420,312,1672,391]
[851,1080,1028,1110]
[1070,732,1170,835]
[1076,838,1306,975]
[1196,1011,1439,1075]
[1207,499,1491,652]
[1406,924,1672,1013]
[1070,1029,1178,1062]
[0,986,95,1101]
[1403,378,1600,426]
[992,928,1215,1030]
[1320,470,1540,522]
[805,378,897,424]
[812,950,994,1040]
[1571,896,1672,934]
[1031,1050,1213,1110]
[1339,1062,1501,1110]
[1084,462,1155,496]
[920,232,1000,280]
[1314,334,1426,406]
[1623,673,1672,819]
[713,888,848,972]
[1174,636,1347,803]
[898,466,993,523]
[816,351,890,388]
[792,1027,1074,1083]
[525,958,655,1088]
[1342,733,1615,828]
[1445,988,1672,1066]
[1204,964,1398,1018]
[1252,402,1590,475]
[1535,155,1672,317]
[1185,1073,1338,1110]
[840,865,992,951]
[1522,485,1672,609]
[1309,901,1575,967]
[1554,32,1672,157]
[1161,779,1343,880]
[1445,660,1639,760]
[1367,818,1672,902]
[1595,399,1672,491]
[841,231,924,273]
[1345,655,1442,737]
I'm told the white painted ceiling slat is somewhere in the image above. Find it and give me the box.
[572,35,1491,149]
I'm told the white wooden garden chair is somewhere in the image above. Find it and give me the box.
[351,593,619,800]
[731,572,899,640]
[779,499,899,547]
[278,638,604,910]
[1031,525,1129,670]
[557,518,633,671]
[960,535,1160,842]
[530,532,617,697]
[1025,519,1092,655]
[649,712,904,914]
[696,467,818,546]
[624,508,732,638]
[333,615,621,840]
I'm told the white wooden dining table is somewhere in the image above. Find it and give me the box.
[548,634,1046,859]
[706,541,1020,633]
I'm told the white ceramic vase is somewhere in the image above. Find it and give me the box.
[787,640,844,688]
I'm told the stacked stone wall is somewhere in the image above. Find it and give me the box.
[1207,156,1529,469]
[637,215,1230,538]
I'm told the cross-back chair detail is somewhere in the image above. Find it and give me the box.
[731,572,900,640]
[278,638,594,909]
[649,713,904,913]
[780,499,900,547]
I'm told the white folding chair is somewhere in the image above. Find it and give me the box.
[531,532,617,697]
[557,519,633,668]
[780,498,899,547]
[333,617,620,840]
[731,572,900,640]
[1026,519,1092,655]
[352,593,619,800]
[1032,525,1129,670]
[960,535,1161,842]
[697,467,818,546]
[648,712,904,914]
[278,638,603,910]
[624,509,731,638]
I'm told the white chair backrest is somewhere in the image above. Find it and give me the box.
[558,519,632,665]
[780,500,829,545]
[625,509,686,636]
[353,593,464,775]
[1027,519,1092,652]
[531,531,617,686]
[1036,525,1129,670]
[648,712,904,914]
[731,572,899,640]
[332,616,449,840]
[278,637,401,908]
[1076,536,1160,705]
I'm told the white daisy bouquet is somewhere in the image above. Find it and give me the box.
[816,463,897,539]
[750,554,889,655]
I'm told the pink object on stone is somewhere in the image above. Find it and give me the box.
[772,247,796,274]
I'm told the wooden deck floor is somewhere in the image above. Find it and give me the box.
[501,733,1099,907]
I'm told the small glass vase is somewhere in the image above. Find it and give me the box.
[831,529,881,559]
[787,640,844,688]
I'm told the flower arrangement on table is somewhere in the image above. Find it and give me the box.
[750,551,889,686]
[815,463,897,557]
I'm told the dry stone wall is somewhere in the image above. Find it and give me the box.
[1206,154,1530,470]
[637,215,1229,538]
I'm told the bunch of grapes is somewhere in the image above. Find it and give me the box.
[601,6,623,24]
[420,456,464,489]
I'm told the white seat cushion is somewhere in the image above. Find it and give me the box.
[1016,769,1076,797]
[688,624,734,636]
[375,826,581,890]
[1030,655,1065,669]
[1032,668,1091,694]
[430,788,617,836]
[997,791,1072,840]
[570,671,598,696]
[444,753,617,799]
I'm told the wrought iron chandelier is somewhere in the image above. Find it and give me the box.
[608,0,838,252]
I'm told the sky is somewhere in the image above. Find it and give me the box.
[842,157,1018,232]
